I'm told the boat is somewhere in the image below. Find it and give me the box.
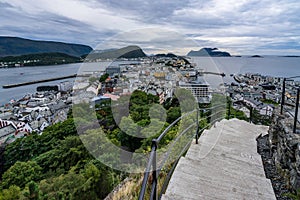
[233,75,242,83]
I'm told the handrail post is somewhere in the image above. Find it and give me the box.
[227,99,231,119]
[151,139,158,200]
[196,108,199,144]
[281,78,286,115]
[293,88,299,133]
[250,106,253,124]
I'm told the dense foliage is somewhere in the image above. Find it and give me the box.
[0,90,193,199]
[0,116,121,199]
[0,52,82,67]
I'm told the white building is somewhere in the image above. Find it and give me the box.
[179,75,211,104]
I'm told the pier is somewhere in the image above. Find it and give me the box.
[2,74,77,89]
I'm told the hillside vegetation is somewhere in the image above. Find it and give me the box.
[85,45,147,60]
[0,37,92,57]
[0,90,185,199]
[0,52,82,66]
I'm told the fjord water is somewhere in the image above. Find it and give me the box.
[0,62,108,105]
[192,56,300,83]
[0,56,300,105]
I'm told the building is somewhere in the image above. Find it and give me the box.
[258,104,274,116]
[0,119,17,140]
[179,75,211,104]
[106,65,121,77]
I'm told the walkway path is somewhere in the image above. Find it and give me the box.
[162,119,276,200]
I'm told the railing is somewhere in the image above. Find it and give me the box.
[280,77,300,133]
[138,104,226,200]
[227,99,254,123]
[228,98,274,125]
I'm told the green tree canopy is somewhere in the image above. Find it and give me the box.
[1,161,42,189]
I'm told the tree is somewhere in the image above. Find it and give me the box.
[167,107,181,123]
[0,185,21,200]
[99,73,109,82]
[37,162,120,200]
[23,181,40,200]
[3,118,77,173]
[1,161,42,189]
[34,136,92,175]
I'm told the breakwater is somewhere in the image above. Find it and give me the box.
[2,74,77,89]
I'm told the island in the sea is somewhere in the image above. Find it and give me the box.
[187,47,231,57]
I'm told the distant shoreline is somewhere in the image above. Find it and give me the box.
[0,61,83,69]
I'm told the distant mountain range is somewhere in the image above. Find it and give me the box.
[187,48,231,57]
[0,36,93,57]
[86,45,146,60]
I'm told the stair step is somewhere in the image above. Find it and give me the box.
[162,119,276,200]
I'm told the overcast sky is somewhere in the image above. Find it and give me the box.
[1,0,300,55]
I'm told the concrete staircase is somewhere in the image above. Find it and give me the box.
[161,119,276,200]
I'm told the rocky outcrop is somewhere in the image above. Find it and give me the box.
[187,48,231,57]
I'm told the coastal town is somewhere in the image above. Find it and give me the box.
[0,56,299,145]
[1,1,300,198]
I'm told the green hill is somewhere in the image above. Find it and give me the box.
[0,52,81,66]
[0,36,93,57]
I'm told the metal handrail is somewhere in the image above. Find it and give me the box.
[158,122,197,169]
[285,82,300,90]
[284,107,300,123]
[138,104,226,200]
[285,75,300,79]
[158,114,217,169]
[155,104,226,143]
[158,114,225,199]
[281,77,300,133]
[156,109,197,143]
[139,145,157,200]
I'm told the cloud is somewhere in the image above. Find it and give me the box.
[96,0,188,23]
[95,28,200,55]
[0,0,299,55]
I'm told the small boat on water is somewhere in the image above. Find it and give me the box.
[233,75,242,83]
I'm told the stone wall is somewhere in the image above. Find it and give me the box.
[269,109,300,190]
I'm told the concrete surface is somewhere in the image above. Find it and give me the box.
[162,119,276,200]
